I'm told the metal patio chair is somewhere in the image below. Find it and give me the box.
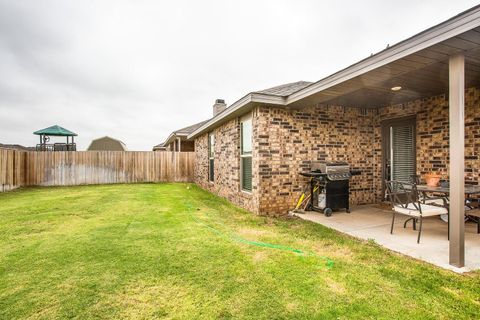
[385,180,448,243]
[409,175,449,207]
[467,210,480,234]
[465,197,480,234]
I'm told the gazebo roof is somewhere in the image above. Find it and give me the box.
[33,125,78,137]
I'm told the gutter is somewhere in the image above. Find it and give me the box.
[188,92,286,139]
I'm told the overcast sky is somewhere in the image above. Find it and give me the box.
[0,0,478,150]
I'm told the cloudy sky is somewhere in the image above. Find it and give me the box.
[0,0,478,150]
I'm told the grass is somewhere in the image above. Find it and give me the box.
[0,183,479,319]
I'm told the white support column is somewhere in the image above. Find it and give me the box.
[177,137,182,152]
[449,54,465,268]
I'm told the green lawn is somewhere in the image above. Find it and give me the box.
[0,184,479,319]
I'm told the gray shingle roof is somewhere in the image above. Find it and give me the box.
[156,81,312,148]
[174,120,210,135]
[255,81,313,97]
[153,120,209,149]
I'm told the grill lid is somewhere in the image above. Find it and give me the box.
[312,161,351,180]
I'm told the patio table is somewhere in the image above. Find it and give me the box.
[416,184,480,195]
[406,184,480,228]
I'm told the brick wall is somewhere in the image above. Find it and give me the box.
[194,87,480,216]
[194,114,260,213]
[373,87,480,199]
[255,105,376,215]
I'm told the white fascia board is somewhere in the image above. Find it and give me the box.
[250,93,286,105]
[163,132,187,146]
[162,133,176,146]
[188,94,252,139]
[287,5,480,105]
[187,93,285,139]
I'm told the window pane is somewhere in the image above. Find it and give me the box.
[208,132,214,182]
[209,159,214,182]
[241,119,252,154]
[208,133,215,158]
[242,156,252,191]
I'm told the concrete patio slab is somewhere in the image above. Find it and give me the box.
[294,205,480,273]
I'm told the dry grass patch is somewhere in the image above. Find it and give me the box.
[296,240,356,263]
[251,250,269,263]
[237,228,272,237]
[93,280,201,320]
[324,278,347,295]
[25,302,60,320]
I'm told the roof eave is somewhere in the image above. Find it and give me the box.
[162,132,189,146]
[188,93,285,139]
[286,5,480,105]
[190,5,480,139]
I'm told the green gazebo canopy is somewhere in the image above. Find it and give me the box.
[33,125,77,137]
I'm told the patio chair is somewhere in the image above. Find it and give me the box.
[467,210,480,234]
[385,180,448,243]
[465,198,480,234]
[409,175,449,207]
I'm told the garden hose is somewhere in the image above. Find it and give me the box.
[185,204,334,269]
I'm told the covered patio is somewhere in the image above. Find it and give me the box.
[286,6,480,270]
[295,206,480,272]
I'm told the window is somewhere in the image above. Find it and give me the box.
[240,115,252,191]
[208,132,215,182]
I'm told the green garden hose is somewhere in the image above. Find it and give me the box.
[186,204,333,269]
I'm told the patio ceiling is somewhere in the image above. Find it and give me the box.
[288,27,480,109]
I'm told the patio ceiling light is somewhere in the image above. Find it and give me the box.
[391,86,402,91]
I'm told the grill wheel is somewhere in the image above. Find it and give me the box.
[324,208,333,217]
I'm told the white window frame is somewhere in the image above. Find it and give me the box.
[240,114,253,192]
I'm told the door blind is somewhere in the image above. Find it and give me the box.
[390,125,415,182]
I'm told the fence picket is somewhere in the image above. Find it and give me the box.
[0,150,195,191]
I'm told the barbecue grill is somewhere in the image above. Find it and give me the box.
[300,161,358,216]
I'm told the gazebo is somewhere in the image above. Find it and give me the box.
[34,125,77,151]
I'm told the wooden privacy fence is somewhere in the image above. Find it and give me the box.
[0,149,195,192]
[0,149,27,192]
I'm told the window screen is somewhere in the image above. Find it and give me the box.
[241,117,252,191]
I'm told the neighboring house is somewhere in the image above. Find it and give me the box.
[153,115,213,152]
[0,143,34,151]
[185,6,480,267]
[87,136,127,151]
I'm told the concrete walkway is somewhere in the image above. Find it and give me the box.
[294,205,480,273]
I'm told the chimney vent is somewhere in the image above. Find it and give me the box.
[213,99,227,117]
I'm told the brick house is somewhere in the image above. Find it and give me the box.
[188,6,480,267]
[152,119,209,152]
